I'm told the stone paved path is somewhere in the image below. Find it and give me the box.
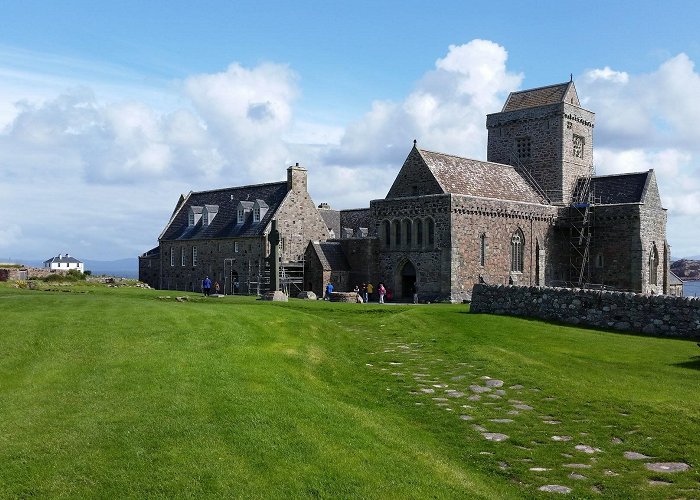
[365,336,694,496]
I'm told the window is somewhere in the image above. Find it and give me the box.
[237,209,244,224]
[596,254,604,268]
[234,241,239,253]
[412,185,418,196]
[383,221,391,248]
[192,246,198,266]
[573,134,584,159]
[253,207,261,222]
[416,219,423,248]
[404,219,412,247]
[394,220,401,248]
[202,213,208,226]
[427,218,435,247]
[511,230,524,272]
[516,136,531,161]
[181,248,186,266]
[170,247,174,267]
[188,212,195,226]
[649,244,659,285]
[479,233,486,266]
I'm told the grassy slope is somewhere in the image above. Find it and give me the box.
[0,285,698,498]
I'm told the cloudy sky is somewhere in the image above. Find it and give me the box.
[2,0,700,261]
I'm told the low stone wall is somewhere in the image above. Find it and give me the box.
[470,284,700,339]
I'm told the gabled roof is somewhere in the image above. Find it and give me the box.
[161,181,288,241]
[419,149,543,203]
[502,82,576,112]
[310,241,350,271]
[668,271,684,286]
[318,207,340,236]
[588,171,650,204]
[44,255,82,264]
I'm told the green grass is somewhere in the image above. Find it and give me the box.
[0,284,698,498]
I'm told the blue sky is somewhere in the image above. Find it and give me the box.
[2,0,700,260]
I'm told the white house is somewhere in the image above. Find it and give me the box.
[44,254,84,273]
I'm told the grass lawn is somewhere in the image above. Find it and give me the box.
[0,283,698,498]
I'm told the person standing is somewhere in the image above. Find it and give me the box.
[412,281,418,304]
[214,281,220,295]
[202,276,212,296]
[378,283,386,304]
[366,282,374,302]
[325,282,334,300]
[362,283,368,303]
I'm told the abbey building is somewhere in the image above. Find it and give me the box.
[139,81,671,301]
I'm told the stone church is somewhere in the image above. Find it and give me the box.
[140,80,671,301]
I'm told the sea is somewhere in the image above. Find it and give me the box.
[684,280,700,297]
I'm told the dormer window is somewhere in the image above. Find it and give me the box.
[202,205,219,227]
[252,199,268,223]
[236,201,253,224]
[188,206,203,226]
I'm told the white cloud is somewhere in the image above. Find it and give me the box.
[325,40,523,167]
[0,224,21,249]
[585,66,629,84]
[2,42,700,259]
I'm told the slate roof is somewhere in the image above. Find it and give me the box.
[44,254,82,265]
[588,172,650,204]
[502,82,572,112]
[668,271,684,286]
[310,241,350,271]
[318,208,340,236]
[340,209,372,234]
[419,149,543,203]
[160,181,288,241]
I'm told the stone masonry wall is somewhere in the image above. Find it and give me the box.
[470,283,700,339]
[450,195,557,302]
[487,102,594,204]
[371,194,451,301]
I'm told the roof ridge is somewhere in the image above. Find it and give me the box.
[508,81,571,96]
[191,180,286,196]
[592,171,650,180]
[419,149,517,169]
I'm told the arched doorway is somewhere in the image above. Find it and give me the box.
[398,261,416,300]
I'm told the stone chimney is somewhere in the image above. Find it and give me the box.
[287,163,308,193]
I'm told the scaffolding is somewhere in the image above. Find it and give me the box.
[567,168,598,287]
[222,257,305,296]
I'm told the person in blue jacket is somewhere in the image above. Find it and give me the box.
[325,282,334,300]
[202,276,212,296]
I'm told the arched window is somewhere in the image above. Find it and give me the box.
[511,229,524,272]
[427,218,435,247]
[381,220,391,248]
[403,219,412,248]
[649,243,659,285]
[415,219,423,248]
[479,233,486,266]
[393,220,401,249]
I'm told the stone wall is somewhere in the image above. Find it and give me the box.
[450,194,556,301]
[486,102,594,204]
[0,267,57,280]
[371,194,451,301]
[470,283,700,338]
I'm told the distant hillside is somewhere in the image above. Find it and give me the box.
[671,259,700,280]
[84,258,138,278]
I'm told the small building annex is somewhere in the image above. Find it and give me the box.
[44,254,84,273]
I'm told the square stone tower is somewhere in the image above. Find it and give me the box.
[486,81,595,204]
